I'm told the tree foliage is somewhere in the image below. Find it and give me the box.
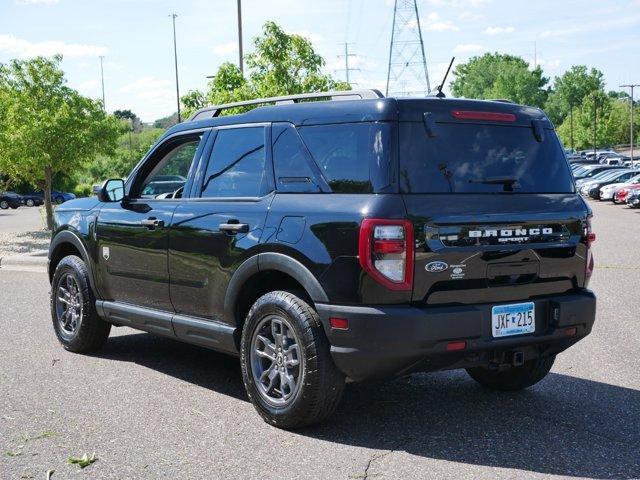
[181,21,350,118]
[0,55,121,229]
[544,66,604,125]
[450,53,549,107]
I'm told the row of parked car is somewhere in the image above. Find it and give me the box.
[0,190,76,210]
[566,148,636,167]
[571,162,640,208]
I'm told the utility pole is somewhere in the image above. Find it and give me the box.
[593,96,598,158]
[620,83,638,167]
[237,0,243,73]
[337,43,359,86]
[569,103,574,151]
[99,55,105,110]
[169,13,181,123]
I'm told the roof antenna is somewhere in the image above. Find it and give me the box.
[435,57,455,98]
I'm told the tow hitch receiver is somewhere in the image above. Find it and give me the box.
[488,351,525,370]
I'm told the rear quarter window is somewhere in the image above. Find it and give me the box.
[298,122,391,193]
[399,122,575,194]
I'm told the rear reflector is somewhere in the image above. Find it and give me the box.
[451,110,517,122]
[564,327,577,337]
[446,341,467,352]
[329,317,349,330]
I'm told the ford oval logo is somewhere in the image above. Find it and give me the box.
[425,261,448,273]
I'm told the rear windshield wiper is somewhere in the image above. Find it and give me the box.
[468,176,520,192]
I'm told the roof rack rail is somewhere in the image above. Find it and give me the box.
[189,89,384,121]
[489,99,516,104]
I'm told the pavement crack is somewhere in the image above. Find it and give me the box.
[363,450,393,479]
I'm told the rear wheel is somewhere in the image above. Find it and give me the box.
[0,200,8,209]
[51,255,111,352]
[25,198,35,207]
[240,291,345,429]
[466,355,555,391]
[55,196,64,204]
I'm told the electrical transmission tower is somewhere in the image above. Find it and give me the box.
[386,0,431,97]
[337,43,360,86]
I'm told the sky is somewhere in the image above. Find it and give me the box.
[1,0,639,122]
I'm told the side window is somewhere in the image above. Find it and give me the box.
[272,124,321,193]
[138,137,201,199]
[298,123,390,193]
[200,127,268,198]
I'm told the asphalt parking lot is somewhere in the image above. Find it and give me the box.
[1,200,639,479]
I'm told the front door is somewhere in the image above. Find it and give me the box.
[95,131,208,311]
[169,124,273,323]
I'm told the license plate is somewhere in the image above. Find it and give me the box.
[492,302,535,338]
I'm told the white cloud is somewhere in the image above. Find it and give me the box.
[0,34,107,58]
[426,0,490,7]
[15,0,59,4]
[459,11,484,21]
[76,79,99,91]
[424,12,459,32]
[212,42,237,56]
[288,30,324,43]
[482,26,515,35]
[453,43,485,54]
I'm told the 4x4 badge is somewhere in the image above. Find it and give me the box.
[425,261,448,273]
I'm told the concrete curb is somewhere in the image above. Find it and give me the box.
[0,250,48,272]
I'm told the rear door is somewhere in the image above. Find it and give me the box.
[398,112,590,308]
[168,124,273,325]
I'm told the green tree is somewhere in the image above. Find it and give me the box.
[181,21,350,118]
[450,53,549,107]
[0,55,121,229]
[556,91,640,150]
[544,66,605,145]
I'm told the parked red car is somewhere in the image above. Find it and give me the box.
[615,184,640,204]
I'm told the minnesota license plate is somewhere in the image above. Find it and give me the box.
[491,302,535,338]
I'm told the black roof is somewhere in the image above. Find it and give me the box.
[163,96,551,139]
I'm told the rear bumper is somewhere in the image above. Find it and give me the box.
[316,290,596,381]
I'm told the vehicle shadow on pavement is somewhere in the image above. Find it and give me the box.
[95,332,639,479]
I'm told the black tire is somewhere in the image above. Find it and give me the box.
[10,205,18,209]
[240,291,345,429]
[25,199,35,207]
[51,255,111,353]
[466,355,555,391]
[55,196,64,204]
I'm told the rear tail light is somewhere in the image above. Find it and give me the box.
[451,110,516,122]
[359,219,414,291]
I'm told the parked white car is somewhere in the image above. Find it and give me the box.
[600,174,640,201]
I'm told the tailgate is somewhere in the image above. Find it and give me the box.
[404,194,590,306]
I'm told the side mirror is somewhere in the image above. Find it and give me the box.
[98,178,125,202]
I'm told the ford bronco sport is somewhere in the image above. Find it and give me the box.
[48,90,596,429]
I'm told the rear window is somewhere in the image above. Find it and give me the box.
[400,122,574,193]
[298,123,391,193]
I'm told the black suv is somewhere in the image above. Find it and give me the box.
[48,90,596,428]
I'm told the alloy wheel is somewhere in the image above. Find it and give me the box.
[55,273,83,336]
[250,314,302,406]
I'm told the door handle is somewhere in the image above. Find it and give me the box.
[219,222,249,234]
[140,218,165,230]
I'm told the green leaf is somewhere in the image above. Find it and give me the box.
[68,452,97,469]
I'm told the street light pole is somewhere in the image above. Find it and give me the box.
[237,0,243,74]
[99,55,105,110]
[620,84,638,167]
[170,13,181,123]
[593,96,597,159]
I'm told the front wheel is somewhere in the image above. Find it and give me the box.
[240,291,345,429]
[55,196,64,204]
[25,199,35,207]
[0,200,8,209]
[466,355,555,391]
[51,255,111,352]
